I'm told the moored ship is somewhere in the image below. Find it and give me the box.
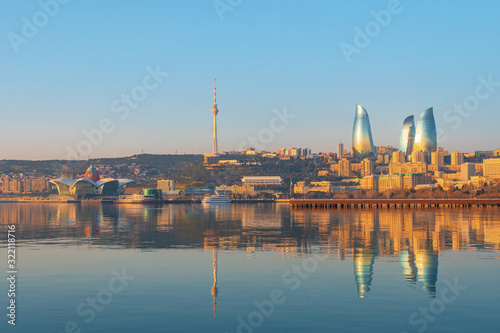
[202,192,231,204]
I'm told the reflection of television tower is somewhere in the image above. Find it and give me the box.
[211,78,219,155]
[211,248,218,320]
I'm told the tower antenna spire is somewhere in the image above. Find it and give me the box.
[211,78,219,155]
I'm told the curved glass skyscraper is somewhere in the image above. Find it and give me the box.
[352,104,377,158]
[398,115,415,155]
[413,107,437,153]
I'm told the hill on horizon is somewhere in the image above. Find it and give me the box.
[0,154,204,177]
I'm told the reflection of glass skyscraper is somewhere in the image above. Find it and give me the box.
[353,248,375,298]
[398,115,415,155]
[415,249,439,296]
[400,248,417,284]
[413,108,437,154]
[352,104,377,159]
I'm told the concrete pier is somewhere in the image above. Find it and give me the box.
[290,198,500,209]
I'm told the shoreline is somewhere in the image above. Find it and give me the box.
[1,198,500,209]
[0,198,278,204]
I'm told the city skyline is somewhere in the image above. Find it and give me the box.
[2,3,499,333]
[1,1,500,160]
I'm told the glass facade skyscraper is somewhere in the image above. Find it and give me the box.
[398,115,415,155]
[352,104,377,159]
[413,107,437,153]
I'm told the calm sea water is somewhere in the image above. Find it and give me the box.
[0,203,499,333]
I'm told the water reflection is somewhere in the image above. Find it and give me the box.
[1,203,499,300]
[354,247,375,298]
[211,248,218,320]
[400,247,417,285]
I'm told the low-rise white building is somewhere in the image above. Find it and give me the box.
[242,176,282,185]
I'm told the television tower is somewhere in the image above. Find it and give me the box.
[211,78,219,155]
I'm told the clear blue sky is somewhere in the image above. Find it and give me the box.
[1,0,499,160]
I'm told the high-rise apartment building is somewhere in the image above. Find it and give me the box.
[451,151,464,165]
[337,142,344,158]
[411,150,425,163]
[392,151,406,164]
[431,150,445,166]
[338,158,351,177]
[360,158,374,177]
[461,163,476,181]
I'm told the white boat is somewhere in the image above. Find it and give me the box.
[202,192,232,204]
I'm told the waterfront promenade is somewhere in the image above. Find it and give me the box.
[290,198,500,209]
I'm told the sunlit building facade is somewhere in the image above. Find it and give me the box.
[352,104,377,159]
[360,175,379,191]
[241,176,282,185]
[360,158,374,177]
[338,158,352,177]
[378,175,403,192]
[413,108,437,154]
[411,150,425,163]
[403,174,432,189]
[483,158,500,178]
[392,150,406,164]
[461,163,476,181]
[398,115,415,155]
[431,150,445,166]
[451,151,464,165]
